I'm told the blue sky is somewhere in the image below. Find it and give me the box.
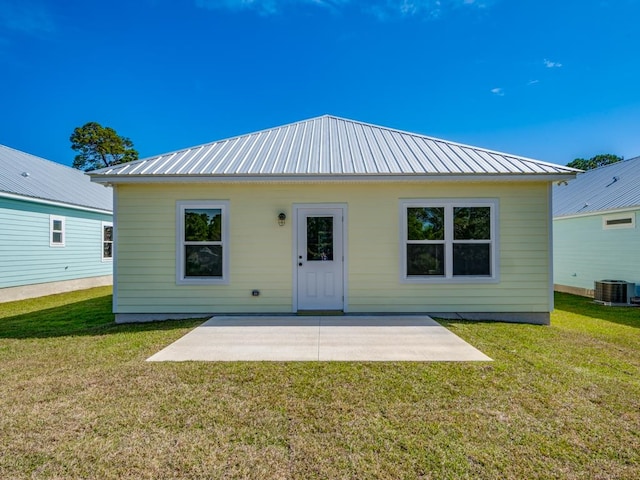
[1,0,639,167]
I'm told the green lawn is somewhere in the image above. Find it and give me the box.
[1,288,638,479]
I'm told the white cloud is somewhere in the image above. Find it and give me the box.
[195,0,496,18]
[527,79,540,85]
[491,87,504,96]
[544,58,563,68]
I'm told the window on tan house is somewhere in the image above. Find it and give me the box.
[176,201,229,285]
[401,199,498,283]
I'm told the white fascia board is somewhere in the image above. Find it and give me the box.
[90,173,578,185]
[0,191,112,215]
[553,205,640,221]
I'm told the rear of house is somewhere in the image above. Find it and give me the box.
[90,116,577,324]
[553,156,640,298]
[0,145,113,302]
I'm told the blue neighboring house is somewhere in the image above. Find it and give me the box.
[553,156,640,297]
[1,145,113,302]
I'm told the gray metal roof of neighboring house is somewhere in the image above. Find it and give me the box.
[553,156,640,217]
[89,115,577,182]
[0,144,112,212]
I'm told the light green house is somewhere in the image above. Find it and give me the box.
[553,156,640,298]
[89,116,577,324]
[1,145,113,302]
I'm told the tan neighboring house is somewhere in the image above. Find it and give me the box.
[89,115,577,324]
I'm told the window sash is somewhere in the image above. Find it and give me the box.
[50,216,65,247]
[402,201,497,282]
[102,223,113,261]
[176,201,229,285]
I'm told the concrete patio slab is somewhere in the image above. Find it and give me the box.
[146,315,492,362]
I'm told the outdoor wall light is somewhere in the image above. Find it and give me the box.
[278,212,287,226]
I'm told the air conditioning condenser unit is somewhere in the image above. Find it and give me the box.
[594,280,635,305]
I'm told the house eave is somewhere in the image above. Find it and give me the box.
[90,172,578,186]
[553,205,640,220]
[0,191,113,215]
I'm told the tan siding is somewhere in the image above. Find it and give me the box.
[114,181,551,314]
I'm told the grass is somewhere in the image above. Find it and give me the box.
[0,288,639,479]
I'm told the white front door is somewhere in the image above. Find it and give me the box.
[296,206,345,311]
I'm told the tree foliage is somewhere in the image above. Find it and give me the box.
[567,154,623,171]
[407,207,444,240]
[185,210,221,242]
[70,122,138,171]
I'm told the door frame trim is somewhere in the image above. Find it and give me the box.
[292,203,348,313]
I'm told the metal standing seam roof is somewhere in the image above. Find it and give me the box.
[553,156,640,217]
[0,144,112,212]
[89,115,578,182]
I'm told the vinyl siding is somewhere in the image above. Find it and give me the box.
[114,181,552,314]
[553,211,640,295]
[0,197,113,288]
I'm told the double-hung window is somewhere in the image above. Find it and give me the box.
[401,199,498,282]
[102,222,113,261]
[50,215,65,247]
[176,201,229,285]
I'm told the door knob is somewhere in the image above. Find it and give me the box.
[298,262,303,266]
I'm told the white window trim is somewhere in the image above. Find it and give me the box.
[603,212,635,230]
[49,215,65,247]
[101,221,113,262]
[400,199,499,284]
[176,200,229,285]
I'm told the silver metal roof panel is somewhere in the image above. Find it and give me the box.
[553,156,640,217]
[0,144,112,212]
[90,115,578,181]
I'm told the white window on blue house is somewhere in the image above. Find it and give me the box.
[176,201,229,285]
[102,222,113,261]
[50,215,65,247]
[401,199,498,283]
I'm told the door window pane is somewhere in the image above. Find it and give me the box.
[307,216,333,261]
[407,207,444,240]
[407,244,445,276]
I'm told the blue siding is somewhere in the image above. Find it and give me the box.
[553,211,640,295]
[0,197,113,288]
